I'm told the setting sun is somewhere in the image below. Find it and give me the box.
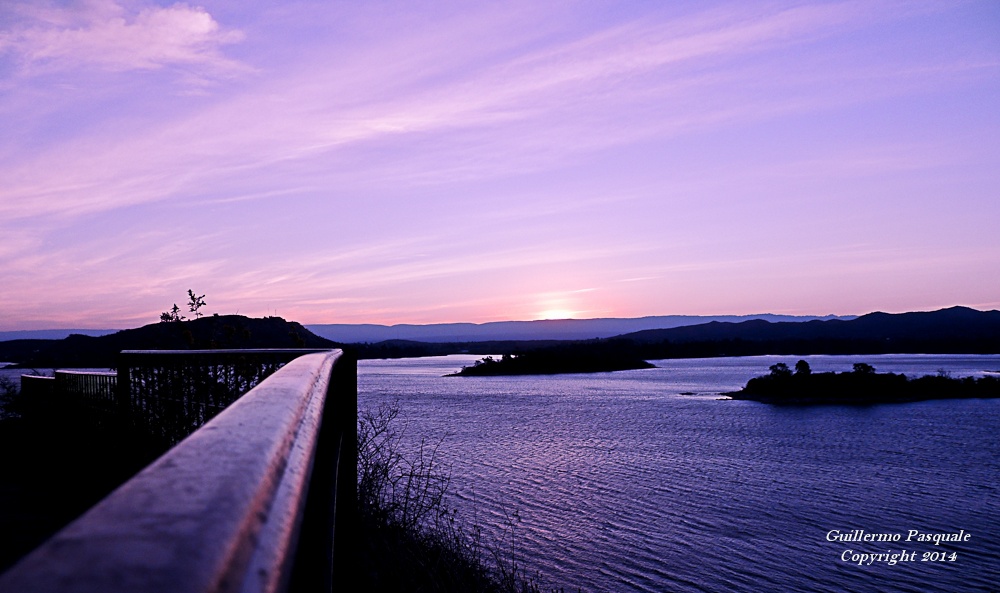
[537,309,577,320]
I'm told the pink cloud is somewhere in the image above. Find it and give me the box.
[1,0,246,76]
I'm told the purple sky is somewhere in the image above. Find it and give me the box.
[2,1,999,330]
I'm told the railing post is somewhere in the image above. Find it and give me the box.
[116,355,131,414]
[288,350,357,592]
[332,350,357,585]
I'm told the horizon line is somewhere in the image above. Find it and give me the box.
[4,304,997,334]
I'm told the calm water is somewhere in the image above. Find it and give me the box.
[359,354,1000,593]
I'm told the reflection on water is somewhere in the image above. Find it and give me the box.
[360,354,1000,593]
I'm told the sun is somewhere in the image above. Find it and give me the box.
[537,308,577,320]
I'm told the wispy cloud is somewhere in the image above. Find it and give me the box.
[0,0,246,78]
[1,1,997,328]
[0,0,977,223]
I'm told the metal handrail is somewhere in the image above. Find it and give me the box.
[0,349,357,593]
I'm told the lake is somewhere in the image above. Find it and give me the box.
[358,354,1000,593]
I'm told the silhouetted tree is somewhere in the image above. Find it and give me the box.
[159,304,185,323]
[187,290,207,319]
[795,360,812,376]
[769,362,792,377]
[853,362,875,374]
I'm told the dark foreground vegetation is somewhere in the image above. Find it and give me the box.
[729,361,1000,405]
[357,403,546,592]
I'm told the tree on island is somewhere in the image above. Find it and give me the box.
[731,360,1000,405]
[852,362,875,374]
[769,362,792,377]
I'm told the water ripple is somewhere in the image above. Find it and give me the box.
[360,354,1000,593]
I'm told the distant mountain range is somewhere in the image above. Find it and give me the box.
[0,329,119,341]
[2,307,997,368]
[344,306,998,361]
[609,306,1000,357]
[304,314,851,343]
[429,306,1000,374]
[617,307,1000,352]
[0,314,848,344]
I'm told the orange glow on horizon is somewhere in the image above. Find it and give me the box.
[536,308,579,320]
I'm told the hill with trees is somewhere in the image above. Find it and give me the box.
[2,315,338,368]
[614,306,1000,358]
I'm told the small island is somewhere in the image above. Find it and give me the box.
[447,351,655,376]
[728,360,1000,405]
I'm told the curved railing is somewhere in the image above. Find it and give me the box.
[0,349,356,593]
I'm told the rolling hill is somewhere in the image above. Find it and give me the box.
[2,315,337,368]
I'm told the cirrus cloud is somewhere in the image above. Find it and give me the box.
[0,0,246,77]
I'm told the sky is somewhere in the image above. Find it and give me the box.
[1,0,998,330]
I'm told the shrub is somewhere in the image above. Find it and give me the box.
[357,402,544,593]
[0,375,18,399]
[0,375,19,419]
